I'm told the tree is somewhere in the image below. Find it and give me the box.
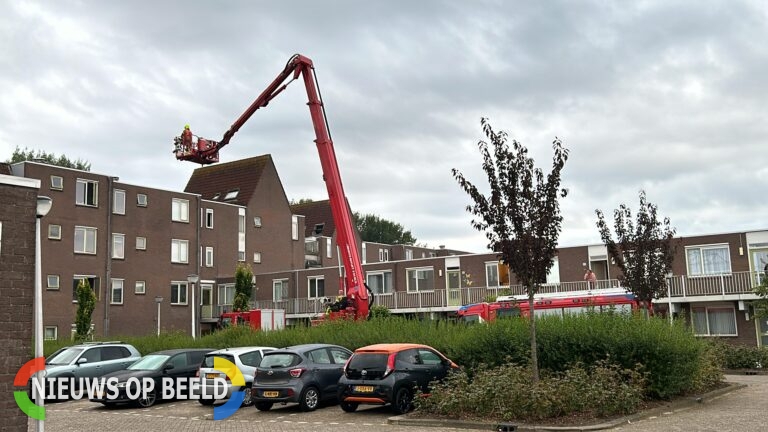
[452,118,569,382]
[290,198,315,205]
[353,212,417,245]
[753,263,768,318]
[595,191,677,315]
[232,263,253,312]
[7,146,91,171]
[74,279,97,342]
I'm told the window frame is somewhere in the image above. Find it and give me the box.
[406,267,435,293]
[485,261,500,288]
[135,280,146,295]
[238,208,246,261]
[273,279,289,302]
[224,189,239,200]
[205,208,214,229]
[218,283,235,307]
[171,198,190,223]
[366,270,393,295]
[326,238,332,259]
[48,224,61,240]
[308,276,325,299]
[691,305,738,337]
[253,216,262,228]
[291,215,299,241]
[47,275,60,290]
[685,244,732,276]
[136,193,148,207]
[75,178,98,207]
[205,246,214,267]
[44,326,58,341]
[110,279,124,305]
[50,175,63,191]
[72,275,99,302]
[136,236,147,250]
[112,233,125,259]
[170,281,188,305]
[171,239,189,264]
[74,226,97,255]
[253,252,262,264]
[405,249,413,260]
[113,189,126,215]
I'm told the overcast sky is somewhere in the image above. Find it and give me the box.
[2,1,767,253]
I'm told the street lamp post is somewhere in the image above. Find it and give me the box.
[187,274,199,339]
[155,296,163,336]
[35,196,52,432]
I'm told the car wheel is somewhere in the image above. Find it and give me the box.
[255,401,273,411]
[198,398,215,406]
[240,384,254,407]
[340,401,358,413]
[391,387,413,415]
[299,386,320,412]
[135,390,157,408]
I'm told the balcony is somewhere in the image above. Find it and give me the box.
[304,240,321,268]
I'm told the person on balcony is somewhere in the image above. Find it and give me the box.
[584,269,597,291]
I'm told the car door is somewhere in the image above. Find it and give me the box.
[307,348,337,398]
[328,348,352,393]
[100,346,133,374]
[396,349,429,393]
[162,353,190,398]
[417,349,449,389]
[237,350,263,384]
[74,347,103,379]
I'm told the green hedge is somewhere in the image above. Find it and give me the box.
[709,340,768,369]
[44,314,713,399]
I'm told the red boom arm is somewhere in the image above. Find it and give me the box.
[174,54,370,319]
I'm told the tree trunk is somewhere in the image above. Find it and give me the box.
[528,290,540,383]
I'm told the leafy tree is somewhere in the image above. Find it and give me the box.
[290,198,314,205]
[7,146,91,171]
[353,212,417,245]
[452,118,569,382]
[753,263,768,318]
[595,191,677,316]
[74,279,97,342]
[232,263,253,312]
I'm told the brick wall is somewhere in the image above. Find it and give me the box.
[0,180,38,431]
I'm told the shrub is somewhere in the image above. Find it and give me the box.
[416,361,646,421]
[709,340,768,369]
[369,305,392,319]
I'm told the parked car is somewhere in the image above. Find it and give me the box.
[42,342,141,398]
[90,348,213,408]
[197,346,276,407]
[252,344,352,412]
[337,343,459,414]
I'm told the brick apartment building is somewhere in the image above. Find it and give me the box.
[9,158,768,347]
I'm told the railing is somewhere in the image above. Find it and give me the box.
[207,271,763,318]
[304,241,320,255]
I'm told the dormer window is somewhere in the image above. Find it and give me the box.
[313,223,325,236]
[224,189,239,200]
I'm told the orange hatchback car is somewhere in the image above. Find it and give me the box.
[337,343,459,414]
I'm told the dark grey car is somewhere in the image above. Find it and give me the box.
[252,344,352,412]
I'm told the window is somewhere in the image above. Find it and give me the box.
[309,349,331,364]
[102,346,131,360]
[239,351,263,368]
[238,208,246,261]
[308,276,325,298]
[218,284,235,306]
[407,267,435,293]
[171,239,189,263]
[172,198,189,222]
[50,175,63,191]
[330,349,351,364]
[692,306,737,336]
[171,282,188,305]
[429,252,437,258]
[686,245,732,275]
[485,262,499,288]
[291,215,299,240]
[137,193,148,207]
[113,189,126,215]
[205,209,214,229]
[379,248,390,262]
[72,276,99,302]
[253,216,262,227]
[74,226,97,254]
[75,179,98,207]
[47,275,60,290]
[112,233,125,259]
[44,326,58,341]
[224,189,239,200]
[314,223,325,235]
[418,349,443,365]
[211,193,220,200]
[48,224,61,240]
[136,236,146,250]
[135,280,146,294]
[253,252,262,264]
[273,279,289,302]
[362,242,367,264]
[111,279,124,305]
[367,271,393,295]
[205,246,214,267]
[405,249,413,260]
[326,238,332,259]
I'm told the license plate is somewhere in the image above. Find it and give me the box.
[205,373,218,379]
[354,386,374,393]
[263,391,280,398]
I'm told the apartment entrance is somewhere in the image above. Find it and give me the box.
[201,284,213,320]
[447,268,461,306]
[590,260,609,281]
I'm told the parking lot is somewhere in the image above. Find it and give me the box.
[34,397,469,432]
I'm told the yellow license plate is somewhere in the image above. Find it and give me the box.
[205,373,218,379]
[354,386,374,393]
[263,391,280,398]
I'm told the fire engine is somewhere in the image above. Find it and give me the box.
[174,54,372,320]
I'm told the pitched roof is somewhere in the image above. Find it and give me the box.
[291,199,335,237]
[184,155,271,206]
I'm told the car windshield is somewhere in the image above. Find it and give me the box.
[128,355,170,371]
[46,348,84,365]
[202,354,235,368]
[348,353,388,371]
[260,353,301,368]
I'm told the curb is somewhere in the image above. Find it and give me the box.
[724,369,767,375]
[387,382,747,431]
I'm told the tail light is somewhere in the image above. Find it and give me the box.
[383,353,396,377]
[342,356,353,376]
[195,369,200,378]
[225,375,230,382]
[289,368,306,378]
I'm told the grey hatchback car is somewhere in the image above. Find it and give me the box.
[252,344,352,412]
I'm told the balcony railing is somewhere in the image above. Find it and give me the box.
[208,271,763,318]
[305,241,320,255]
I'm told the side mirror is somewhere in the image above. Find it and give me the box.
[77,358,88,365]
[163,364,175,372]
